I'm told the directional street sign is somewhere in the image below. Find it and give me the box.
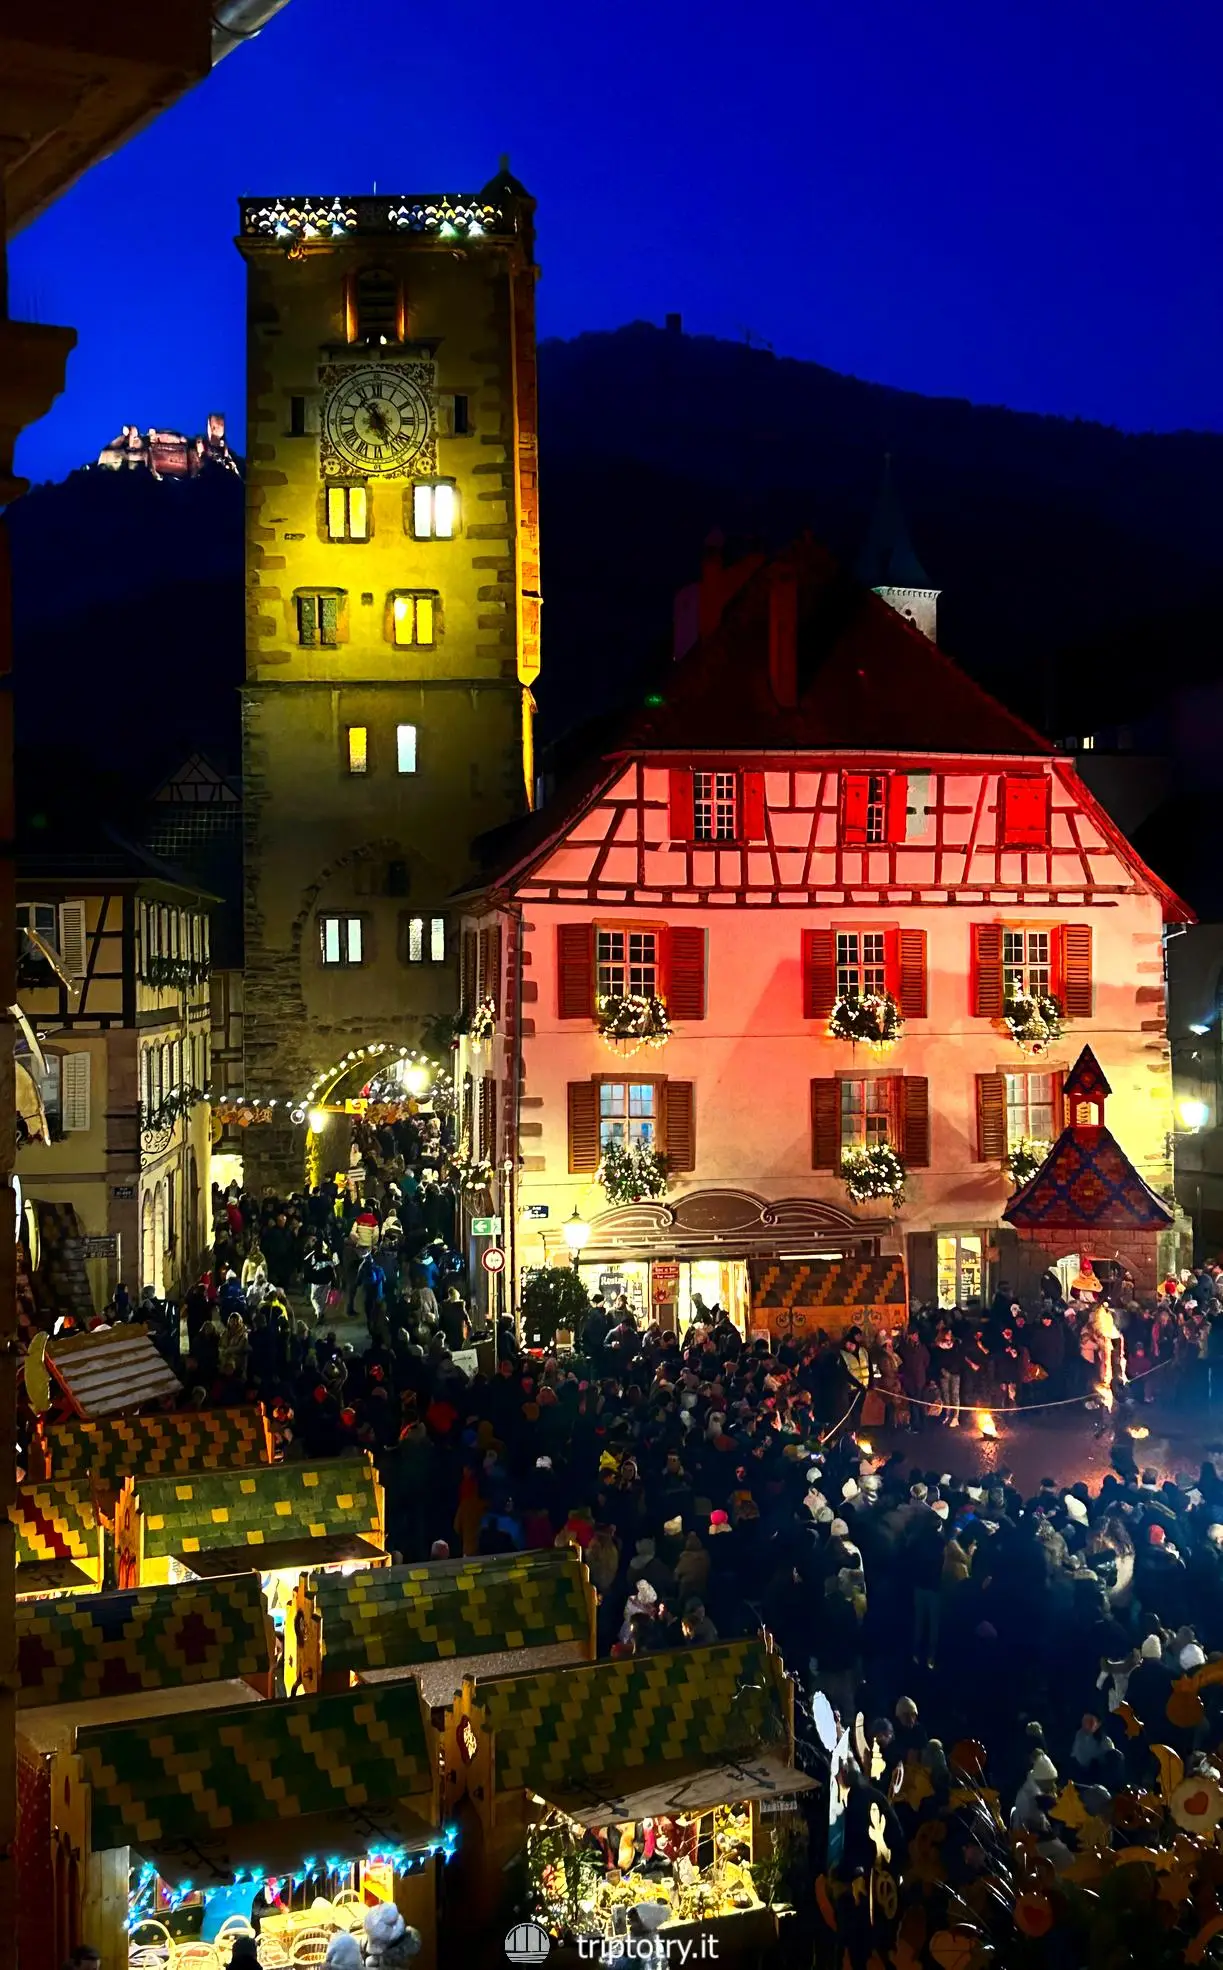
[471,1216,502,1236]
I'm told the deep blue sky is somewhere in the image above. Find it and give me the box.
[11,0,1223,483]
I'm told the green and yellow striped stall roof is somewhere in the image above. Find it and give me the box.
[17,1576,274,1709]
[30,1408,270,1484]
[11,1481,98,1565]
[132,1456,381,1558]
[316,1556,590,1673]
[470,1639,788,1795]
[78,1680,434,1851]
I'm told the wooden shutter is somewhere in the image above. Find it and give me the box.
[802,929,837,1019]
[741,771,766,841]
[461,930,478,1015]
[1000,774,1051,847]
[976,1072,1007,1161]
[902,1076,930,1167]
[971,923,1005,1017]
[841,772,870,844]
[665,926,706,1020]
[479,1074,497,1160]
[557,924,595,1019]
[1050,1069,1066,1135]
[811,1079,840,1169]
[1060,923,1093,1017]
[886,773,909,844]
[668,769,695,842]
[664,1081,696,1172]
[57,901,87,978]
[567,1081,600,1173]
[479,924,503,1013]
[896,928,927,1018]
[61,1051,90,1133]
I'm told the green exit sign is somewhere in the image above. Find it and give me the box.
[471,1216,502,1236]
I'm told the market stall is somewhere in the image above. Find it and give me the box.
[286,1547,595,1703]
[12,1477,104,1597]
[15,1574,276,1970]
[114,1454,387,1624]
[27,1405,273,1492]
[444,1636,813,1961]
[69,1680,446,1969]
[42,1321,183,1415]
[748,1255,908,1343]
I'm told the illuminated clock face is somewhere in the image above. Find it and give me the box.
[322,365,431,476]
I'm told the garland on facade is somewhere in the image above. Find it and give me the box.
[143,1086,206,1130]
[464,996,498,1044]
[827,991,904,1052]
[1004,991,1064,1057]
[841,1142,905,1205]
[596,993,672,1056]
[598,1139,670,1205]
[144,956,210,990]
[1006,1137,1051,1187]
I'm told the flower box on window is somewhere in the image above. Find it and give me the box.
[596,993,672,1055]
[827,991,904,1052]
[598,1139,670,1204]
[841,1142,905,1206]
[1005,1137,1051,1188]
[464,996,497,1045]
[1004,992,1063,1057]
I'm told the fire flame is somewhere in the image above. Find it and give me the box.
[976,1411,998,1438]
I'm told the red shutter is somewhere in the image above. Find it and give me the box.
[1000,774,1051,847]
[567,1082,600,1173]
[802,929,837,1019]
[1060,923,1093,1018]
[741,771,766,841]
[664,926,706,1020]
[478,1075,492,1159]
[896,928,927,1018]
[971,923,1005,1017]
[902,1076,930,1167]
[668,769,695,842]
[557,924,594,1019]
[841,773,870,844]
[976,1072,1007,1161]
[886,773,909,844]
[461,930,478,1016]
[811,1079,840,1169]
[664,1081,696,1172]
[1051,1069,1066,1135]
[487,1075,498,1161]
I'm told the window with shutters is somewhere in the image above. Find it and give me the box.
[1000,774,1051,847]
[1005,1070,1056,1147]
[840,1078,893,1150]
[390,590,437,648]
[597,928,657,1000]
[864,774,887,843]
[60,1051,90,1132]
[693,770,737,842]
[319,914,364,966]
[841,771,908,844]
[326,484,369,541]
[1003,929,1052,998]
[836,931,886,1002]
[297,590,343,647]
[600,1081,657,1150]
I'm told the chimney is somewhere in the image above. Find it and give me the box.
[768,563,798,708]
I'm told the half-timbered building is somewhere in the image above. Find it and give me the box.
[457,538,1189,1330]
[16,833,214,1313]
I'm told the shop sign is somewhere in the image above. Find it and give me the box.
[523,1203,550,1220]
[450,1348,479,1377]
[81,1235,118,1259]
[111,1186,135,1200]
[471,1215,501,1236]
[651,1260,680,1302]
[458,1715,479,1764]
[599,1272,626,1299]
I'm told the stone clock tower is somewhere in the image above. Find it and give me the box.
[236,170,540,1183]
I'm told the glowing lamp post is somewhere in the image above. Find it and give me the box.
[1179,1098,1209,1132]
[562,1208,590,1267]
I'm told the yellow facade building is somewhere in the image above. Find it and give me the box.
[237,170,540,1183]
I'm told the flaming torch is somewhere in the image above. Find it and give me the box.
[976,1411,998,1439]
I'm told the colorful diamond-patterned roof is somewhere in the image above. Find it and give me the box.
[472,1640,787,1794]
[1003,1126,1174,1232]
[78,1681,434,1851]
[17,1576,274,1710]
[30,1409,270,1484]
[132,1457,381,1558]
[316,1556,590,1673]
[11,1481,98,1564]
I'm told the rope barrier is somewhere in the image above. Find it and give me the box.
[817,1387,863,1446]
[881,1352,1178,1418]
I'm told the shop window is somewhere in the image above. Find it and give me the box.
[599,1082,657,1150]
[1005,1070,1056,1148]
[327,484,369,541]
[1003,928,1051,998]
[836,931,886,1002]
[411,481,457,539]
[692,769,737,842]
[596,928,657,1000]
[297,591,342,648]
[346,726,368,775]
[319,914,364,966]
[937,1232,984,1311]
[840,1077,893,1150]
[391,591,436,648]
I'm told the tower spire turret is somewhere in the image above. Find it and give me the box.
[856,453,941,641]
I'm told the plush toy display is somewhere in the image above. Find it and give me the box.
[364,1904,423,1965]
[323,1935,363,1970]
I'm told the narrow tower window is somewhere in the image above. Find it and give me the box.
[346,727,368,774]
[353,266,401,345]
[396,724,418,773]
[390,592,437,648]
[411,481,457,539]
[327,484,368,541]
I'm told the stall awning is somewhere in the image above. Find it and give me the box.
[178,1534,386,1579]
[544,1754,817,1829]
[46,1324,181,1417]
[132,1800,439,1890]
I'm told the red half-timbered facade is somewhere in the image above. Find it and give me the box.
[458,539,1189,1327]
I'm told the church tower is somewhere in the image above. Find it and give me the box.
[236,170,539,1181]
[856,454,940,640]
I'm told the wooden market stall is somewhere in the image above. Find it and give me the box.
[443,1636,814,1963]
[27,1405,273,1496]
[748,1255,908,1343]
[41,1322,183,1418]
[285,1547,596,1704]
[14,1574,276,1970]
[11,1478,103,1597]
[69,1680,447,1970]
[114,1454,388,1624]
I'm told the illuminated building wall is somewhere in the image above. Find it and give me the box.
[237,179,539,1181]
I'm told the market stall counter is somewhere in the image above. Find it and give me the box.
[115,1453,388,1624]
[443,1636,815,1965]
[11,1477,104,1597]
[285,1546,596,1702]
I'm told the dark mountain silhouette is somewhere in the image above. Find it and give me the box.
[7,322,1223,789]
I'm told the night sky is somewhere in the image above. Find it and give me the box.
[10,0,1223,484]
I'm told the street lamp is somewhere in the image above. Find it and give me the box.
[562,1208,590,1259]
[1179,1099,1209,1132]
